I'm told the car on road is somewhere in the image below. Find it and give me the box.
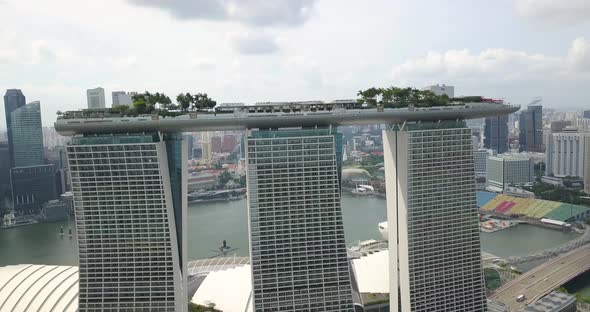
[516,295,526,302]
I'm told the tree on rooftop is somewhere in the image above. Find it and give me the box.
[192,93,217,111]
[177,93,192,111]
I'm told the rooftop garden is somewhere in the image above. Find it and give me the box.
[57,87,503,119]
[57,91,218,118]
[356,86,490,108]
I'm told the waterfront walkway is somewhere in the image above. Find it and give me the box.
[491,245,590,311]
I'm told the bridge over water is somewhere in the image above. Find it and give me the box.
[491,245,590,311]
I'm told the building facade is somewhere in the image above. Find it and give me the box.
[474,149,493,177]
[550,121,572,133]
[486,154,534,192]
[66,133,187,312]
[112,91,136,107]
[427,84,454,98]
[10,164,57,215]
[519,105,543,152]
[484,115,509,154]
[246,127,354,311]
[10,101,45,167]
[0,142,10,214]
[383,121,487,312]
[4,89,26,167]
[546,129,587,178]
[585,136,590,195]
[86,87,106,109]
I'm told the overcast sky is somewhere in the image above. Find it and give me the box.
[1,0,589,128]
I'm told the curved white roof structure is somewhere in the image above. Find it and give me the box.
[191,265,253,312]
[351,249,389,294]
[0,264,79,312]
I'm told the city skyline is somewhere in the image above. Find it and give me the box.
[1,0,590,128]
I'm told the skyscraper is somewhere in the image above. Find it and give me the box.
[519,105,543,152]
[10,101,45,167]
[4,89,26,167]
[246,127,354,311]
[383,121,487,312]
[86,87,106,109]
[484,115,509,154]
[66,133,187,312]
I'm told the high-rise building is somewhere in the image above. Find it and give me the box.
[86,87,106,109]
[184,134,194,159]
[112,91,136,107]
[66,133,187,312]
[383,121,487,312]
[10,164,57,215]
[200,132,212,161]
[427,84,454,98]
[546,128,588,178]
[584,110,590,119]
[10,101,45,167]
[519,105,543,152]
[4,89,26,167]
[484,115,509,154]
[246,127,354,311]
[584,136,590,194]
[222,134,238,153]
[486,154,534,192]
[211,136,222,153]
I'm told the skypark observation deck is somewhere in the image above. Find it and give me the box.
[54,102,519,135]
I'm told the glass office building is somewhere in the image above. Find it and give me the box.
[66,133,187,312]
[3,89,26,167]
[246,127,353,311]
[383,121,487,312]
[10,101,45,167]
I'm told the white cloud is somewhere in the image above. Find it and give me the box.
[128,0,318,27]
[284,55,323,89]
[108,55,138,70]
[0,30,18,63]
[30,40,58,64]
[391,37,590,83]
[515,0,590,25]
[231,32,279,55]
[188,55,216,70]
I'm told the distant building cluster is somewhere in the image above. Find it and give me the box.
[2,89,71,222]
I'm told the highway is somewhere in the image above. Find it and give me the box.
[491,245,590,311]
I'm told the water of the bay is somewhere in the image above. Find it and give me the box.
[0,195,587,292]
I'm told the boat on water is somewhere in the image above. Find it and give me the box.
[1,213,38,229]
[351,184,375,196]
[188,189,246,204]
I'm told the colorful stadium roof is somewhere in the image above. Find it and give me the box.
[477,191,590,222]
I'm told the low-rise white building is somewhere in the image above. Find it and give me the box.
[486,154,534,192]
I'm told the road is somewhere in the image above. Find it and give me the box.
[491,245,590,311]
